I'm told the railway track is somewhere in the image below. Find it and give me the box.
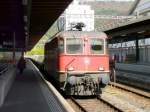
[67,96,123,112]
[67,83,150,112]
[101,82,150,112]
[109,82,150,99]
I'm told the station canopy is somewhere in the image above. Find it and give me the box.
[0,0,72,51]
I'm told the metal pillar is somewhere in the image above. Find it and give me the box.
[135,38,139,62]
[21,50,24,57]
[120,40,123,63]
[13,32,16,65]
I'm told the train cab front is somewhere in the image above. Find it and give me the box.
[58,31,110,95]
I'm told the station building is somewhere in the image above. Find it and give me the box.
[58,0,94,31]
[108,1,150,64]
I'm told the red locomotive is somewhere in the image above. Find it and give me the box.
[44,31,110,95]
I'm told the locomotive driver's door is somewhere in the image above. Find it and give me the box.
[83,36,89,55]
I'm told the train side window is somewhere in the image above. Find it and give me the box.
[66,38,83,54]
[89,38,104,54]
[59,39,64,53]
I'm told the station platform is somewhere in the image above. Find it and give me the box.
[115,63,150,91]
[116,63,150,75]
[0,60,71,112]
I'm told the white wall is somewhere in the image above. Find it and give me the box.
[63,0,95,31]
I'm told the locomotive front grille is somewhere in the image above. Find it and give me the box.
[65,72,110,95]
[66,72,110,85]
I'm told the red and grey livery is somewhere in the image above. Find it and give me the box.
[44,31,110,95]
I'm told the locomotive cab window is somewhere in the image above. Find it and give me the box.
[66,38,83,54]
[90,38,104,54]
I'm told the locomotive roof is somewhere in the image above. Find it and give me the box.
[56,31,107,39]
[46,31,108,44]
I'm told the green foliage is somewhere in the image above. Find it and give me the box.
[26,48,44,55]
[26,21,59,56]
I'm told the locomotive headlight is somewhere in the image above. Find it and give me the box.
[99,67,104,71]
[67,67,74,71]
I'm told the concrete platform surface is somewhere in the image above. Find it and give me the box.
[0,60,67,112]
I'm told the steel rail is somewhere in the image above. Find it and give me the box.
[109,82,150,99]
[0,64,8,74]
[69,96,123,112]
[70,97,88,112]
[96,96,123,112]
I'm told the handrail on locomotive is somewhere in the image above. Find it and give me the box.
[63,58,76,90]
